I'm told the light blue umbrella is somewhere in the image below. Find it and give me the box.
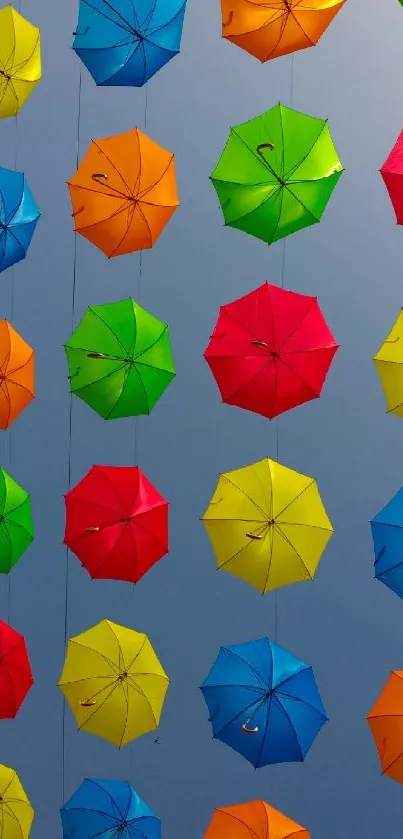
[371,486,403,599]
[0,167,40,273]
[61,778,161,839]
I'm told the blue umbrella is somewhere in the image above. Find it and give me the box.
[0,167,40,273]
[200,637,327,768]
[73,0,187,87]
[61,779,161,839]
[371,486,403,599]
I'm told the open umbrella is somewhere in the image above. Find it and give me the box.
[0,468,33,573]
[61,779,161,839]
[204,282,339,419]
[0,168,40,273]
[68,128,179,257]
[371,486,403,599]
[204,800,309,839]
[367,670,403,784]
[0,765,34,839]
[0,620,33,719]
[374,308,403,417]
[201,637,327,768]
[73,0,187,87]
[0,7,41,119]
[0,321,34,428]
[211,103,343,246]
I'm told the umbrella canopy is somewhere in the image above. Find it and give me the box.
[65,298,175,420]
[201,637,327,768]
[202,457,333,594]
[58,619,169,747]
[373,308,403,417]
[0,619,33,719]
[0,168,40,273]
[0,321,34,429]
[0,765,34,839]
[204,282,339,419]
[204,800,309,839]
[367,670,403,784]
[371,486,403,599]
[68,128,179,257]
[221,0,345,63]
[73,0,187,87]
[380,129,403,224]
[64,465,169,582]
[0,7,41,119]
[61,778,161,839]
[211,103,343,246]
[0,468,33,574]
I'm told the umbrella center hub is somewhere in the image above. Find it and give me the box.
[0,70,11,81]
[267,518,275,526]
[118,671,128,681]
[117,821,127,832]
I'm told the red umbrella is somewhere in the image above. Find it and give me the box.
[64,465,169,583]
[381,129,403,224]
[204,282,339,420]
[0,619,33,719]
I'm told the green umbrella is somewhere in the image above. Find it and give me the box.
[211,103,344,246]
[0,468,33,574]
[65,298,176,419]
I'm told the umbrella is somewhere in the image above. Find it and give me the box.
[0,619,33,719]
[204,800,309,839]
[0,321,34,428]
[211,103,343,246]
[61,778,161,839]
[58,619,169,747]
[64,465,169,582]
[204,282,339,419]
[200,637,327,768]
[202,457,333,594]
[0,468,33,574]
[373,308,403,417]
[68,128,179,257]
[371,486,403,599]
[0,7,41,119]
[0,168,40,273]
[380,129,403,224]
[221,0,345,63]
[0,765,34,839]
[65,298,175,420]
[367,670,403,784]
[73,0,187,87]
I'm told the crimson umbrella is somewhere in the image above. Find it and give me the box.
[64,465,168,583]
[0,619,33,719]
[204,282,339,420]
[381,128,403,223]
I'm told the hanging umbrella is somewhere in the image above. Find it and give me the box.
[61,778,161,839]
[373,309,403,417]
[0,619,33,719]
[380,129,403,224]
[204,800,309,839]
[204,282,339,419]
[211,103,343,246]
[201,637,327,768]
[0,468,33,574]
[371,486,403,599]
[221,0,345,63]
[0,7,41,119]
[0,321,34,428]
[65,298,175,420]
[73,0,187,87]
[202,457,333,594]
[367,670,403,784]
[0,168,40,273]
[64,465,169,582]
[58,619,169,747]
[68,128,179,257]
[0,765,34,839]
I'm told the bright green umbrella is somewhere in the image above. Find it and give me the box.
[211,103,343,246]
[0,468,33,573]
[65,298,176,420]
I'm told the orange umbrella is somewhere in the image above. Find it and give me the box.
[68,128,179,258]
[204,800,309,839]
[367,670,403,784]
[221,0,345,62]
[0,321,34,429]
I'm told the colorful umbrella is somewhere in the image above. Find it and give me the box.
[211,103,343,246]
[202,457,333,594]
[371,486,403,599]
[68,128,179,257]
[201,637,327,768]
[73,0,187,87]
[0,7,41,119]
[373,309,403,417]
[0,468,33,574]
[0,619,33,719]
[58,619,169,747]
[0,765,34,839]
[64,465,169,582]
[367,670,403,784]
[204,282,339,419]
[61,778,161,839]
[380,129,403,224]
[0,321,34,428]
[204,800,309,839]
[0,168,40,273]
[65,298,175,420]
[221,0,345,63]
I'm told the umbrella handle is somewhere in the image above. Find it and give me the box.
[80,699,97,707]
[246,532,262,540]
[242,721,259,734]
[386,337,400,344]
[251,340,268,348]
[256,144,286,187]
[223,10,233,27]
[92,172,108,183]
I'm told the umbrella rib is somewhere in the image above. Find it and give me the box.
[213,694,267,738]
[108,202,137,258]
[274,478,314,520]
[90,307,129,355]
[104,363,147,420]
[137,154,175,201]
[66,638,121,674]
[92,140,134,197]
[284,120,328,182]
[221,474,268,519]
[135,325,168,361]
[92,464,128,513]
[222,646,269,688]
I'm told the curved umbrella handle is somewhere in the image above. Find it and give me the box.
[242,721,259,734]
[80,699,97,707]
[92,172,108,183]
[251,340,268,348]
[256,142,275,158]
[246,532,262,540]
[84,527,100,533]
[222,10,233,27]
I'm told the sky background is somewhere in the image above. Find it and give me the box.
[1,0,403,836]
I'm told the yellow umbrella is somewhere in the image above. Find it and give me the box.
[0,764,34,839]
[58,619,169,747]
[374,309,403,417]
[202,457,333,593]
[0,6,41,119]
